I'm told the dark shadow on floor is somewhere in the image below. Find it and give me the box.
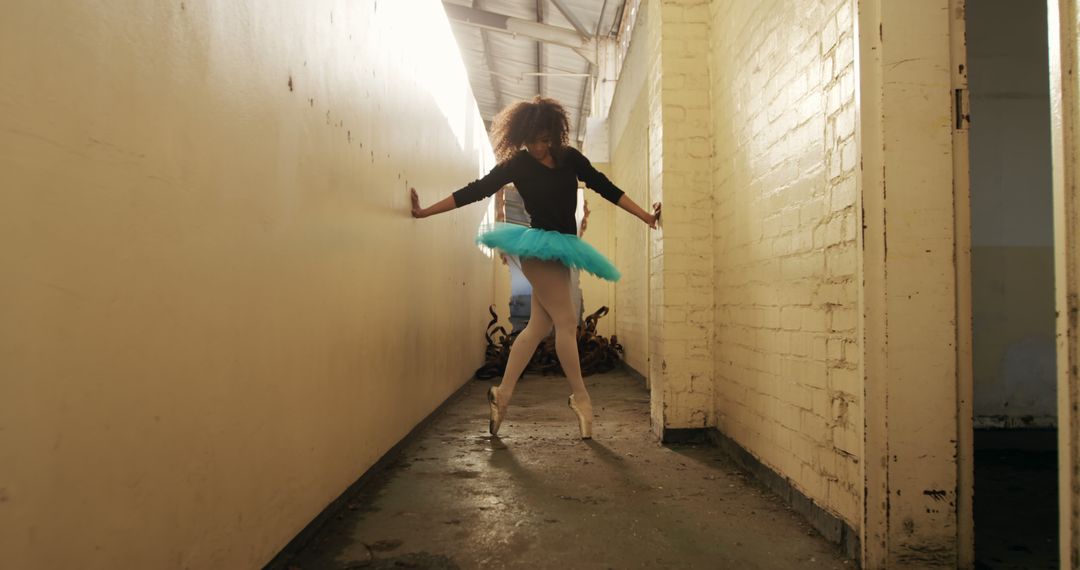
[975,428,1058,570]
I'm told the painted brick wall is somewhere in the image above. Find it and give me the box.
[609,1,656,377]
[708,0,861,526]
[608,0,717,430]
[651,0,715,431]
[646,0,668,426]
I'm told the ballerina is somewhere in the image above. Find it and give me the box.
[410,96,660,439]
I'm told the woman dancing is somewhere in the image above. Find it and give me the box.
[410,96,660,439]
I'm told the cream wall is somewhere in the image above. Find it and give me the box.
[708,0,861,525]
[608,2,655,378]
[580,169,618,340]
[0,2,495,569]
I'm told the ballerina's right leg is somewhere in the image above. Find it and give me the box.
[495,285,554,406]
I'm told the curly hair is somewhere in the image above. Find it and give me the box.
[489,96,571,164]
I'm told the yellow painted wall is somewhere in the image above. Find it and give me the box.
[492,254,513,336]
[708,0,861,525]
[579,168,617,340]
[608,3,655,378]
[0,2,496,568]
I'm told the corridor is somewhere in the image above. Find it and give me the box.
[5,0,1080,567]
[282,370,852,569]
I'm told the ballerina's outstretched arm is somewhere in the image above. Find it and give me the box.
[569,148,661,230]
[617,195,662,230]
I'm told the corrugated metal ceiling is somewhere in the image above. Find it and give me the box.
[442,0,627,144]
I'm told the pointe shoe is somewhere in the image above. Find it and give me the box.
[568,394,593,439]
[488,386,505,436]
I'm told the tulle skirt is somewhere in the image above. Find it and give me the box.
[477,223,621,282]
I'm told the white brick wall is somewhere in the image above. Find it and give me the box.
[709,0,861,526]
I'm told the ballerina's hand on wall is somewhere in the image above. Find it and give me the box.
[648,202,662,230]
[410,187,425,218]
[615,194,662,230]
[410,187,457,219]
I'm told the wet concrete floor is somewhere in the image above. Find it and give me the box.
[284,369,854,569]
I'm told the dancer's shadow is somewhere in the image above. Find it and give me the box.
[583,439,630,468]
[485,438,535,481]
[583,439,655,492]
[481,435,655,500]
[483,438,563,505]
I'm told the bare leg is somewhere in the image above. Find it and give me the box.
[520,258,592,415]
[496,286,553,405]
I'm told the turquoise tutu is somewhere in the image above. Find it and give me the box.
[477,223,621,282]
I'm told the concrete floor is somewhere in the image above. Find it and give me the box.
[283,369,854,569]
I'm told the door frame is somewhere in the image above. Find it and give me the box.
[856,0,973,566]
[1049,0,1080,566]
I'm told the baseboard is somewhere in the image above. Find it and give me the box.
[262,379,476,570]
[706,430,861,563]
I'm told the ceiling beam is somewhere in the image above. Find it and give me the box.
[575,72,592,144]
[577,0,606,142]
[608,1,627,37]
[443,2,595,64]
[474,0,504,113]
[477,54,584,74]
[596,0,611,36]
[547,0,591,38]
[536,0,544,97]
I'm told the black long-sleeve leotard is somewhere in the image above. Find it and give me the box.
[452,147,625,236]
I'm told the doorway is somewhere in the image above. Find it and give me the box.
[967,0,1058,567]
